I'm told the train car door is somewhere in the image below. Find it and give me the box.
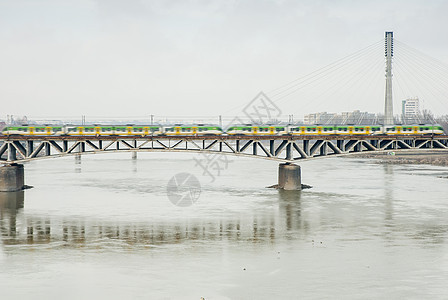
[192,127,198,135]
[300,127,306,135]
[413,126,418,134]
[46,127,51,135]
[269,126,275,135]
[79,127,84,135]
[365,126,371,134]
[348,126,354,134]
[127,127,132,135]
[144,127,149,135]
[317,126,322,135]
[29,127,34,135]
[175,127,181,135]
[396,126,402,134]
[95,127,101,136]
[253,127,258,135]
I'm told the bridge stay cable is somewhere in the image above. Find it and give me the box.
[220,39,384,116]
[393,43,448,114]
[288,49,384,115]
[268,41,384,102]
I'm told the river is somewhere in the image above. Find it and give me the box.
[1,152,448,299]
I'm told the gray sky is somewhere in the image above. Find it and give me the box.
[1,0,448,119]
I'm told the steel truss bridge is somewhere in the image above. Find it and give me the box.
[1,135,448,163]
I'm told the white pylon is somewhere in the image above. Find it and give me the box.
[384,31,394,125]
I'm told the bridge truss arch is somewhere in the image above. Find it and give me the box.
[1,135,448,164]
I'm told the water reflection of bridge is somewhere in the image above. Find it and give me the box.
[0,191,305,248]
[2,189,445,249]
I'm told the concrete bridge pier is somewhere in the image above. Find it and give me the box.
[278,163,301,190]
[0,164,25,192]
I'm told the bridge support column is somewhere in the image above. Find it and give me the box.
[0,164,25,192]
[278,163,301,190]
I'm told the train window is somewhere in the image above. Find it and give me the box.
[312,128,316,132]
[323,128,327,132]
[360,128,364,131]
[307,128,310,132]
[355,128,358,132]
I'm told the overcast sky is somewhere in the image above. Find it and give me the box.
[1,0,448,119]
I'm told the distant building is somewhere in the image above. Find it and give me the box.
[402,98,420,122]
[304,112,336,124]
[304,110,377,125]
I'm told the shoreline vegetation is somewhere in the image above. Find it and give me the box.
[351,150,448,167]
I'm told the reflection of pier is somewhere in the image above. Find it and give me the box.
[1,190,446,249]
[0,191,307,248]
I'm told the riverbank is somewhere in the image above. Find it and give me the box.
[351,150,448,167]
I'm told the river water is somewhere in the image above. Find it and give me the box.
[1,152,448,299]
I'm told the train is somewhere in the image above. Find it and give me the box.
[1,124,445,136]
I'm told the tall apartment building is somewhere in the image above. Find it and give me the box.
[402,98,420,122]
